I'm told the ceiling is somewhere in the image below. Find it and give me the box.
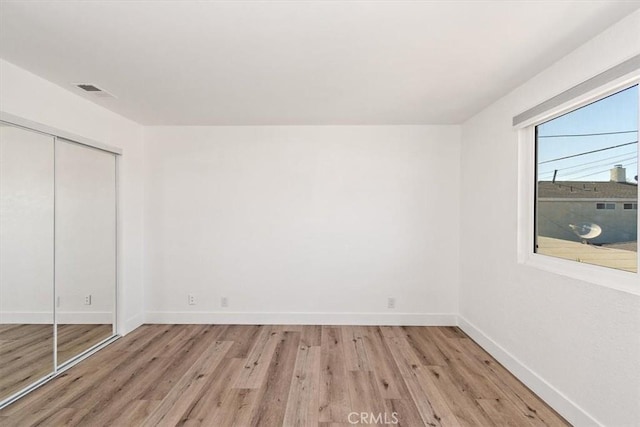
[0,1,638,126]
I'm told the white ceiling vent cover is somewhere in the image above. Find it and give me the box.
[74,83,116,99]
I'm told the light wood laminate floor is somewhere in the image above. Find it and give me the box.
[0,325,569,426]
[0,324,112,401]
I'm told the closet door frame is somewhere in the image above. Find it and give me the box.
[0,112,122,409]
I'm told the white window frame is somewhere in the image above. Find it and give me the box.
[516,66,640,296]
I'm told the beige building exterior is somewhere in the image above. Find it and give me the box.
[537,166,637,245]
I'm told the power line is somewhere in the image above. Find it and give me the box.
[539,141,638,164]
[538,150,637,176]
[570,160,637,180]
[538,130,637,138]
[544,156,636,179]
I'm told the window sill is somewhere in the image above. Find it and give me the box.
[521,252,639,296]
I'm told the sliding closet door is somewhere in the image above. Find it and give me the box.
[0,124,55,401]
[55,139,116,365]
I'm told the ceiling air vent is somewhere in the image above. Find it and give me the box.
[76,84,101,92]
[74,83,116,99]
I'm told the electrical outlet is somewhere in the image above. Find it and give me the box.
[220,297,228,308]
[188,294,196,305]
[84,295,92,305]
[387,297,396,309]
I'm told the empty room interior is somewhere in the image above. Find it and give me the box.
[0,1,639,426]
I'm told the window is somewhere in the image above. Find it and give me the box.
[596,203,617,210]
[534,85,638,273]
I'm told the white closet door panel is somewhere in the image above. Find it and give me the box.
[0,123,54,401]
[55,140,115,364]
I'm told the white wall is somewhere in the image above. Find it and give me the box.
[144,126,460,324]
[0,59,145,333]
[459,11,640,427]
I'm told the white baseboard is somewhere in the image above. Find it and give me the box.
[0,311,52,324]
[457,316,601,427]
[1,311,112,324]
[123,312,145,335]
[57,311,112,324]
[145,311,457,326]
